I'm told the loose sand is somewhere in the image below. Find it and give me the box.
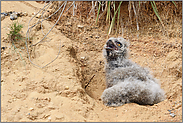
[1,1,182,122]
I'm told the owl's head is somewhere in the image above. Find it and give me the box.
[103,37,129,61]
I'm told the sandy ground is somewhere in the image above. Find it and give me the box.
[1,1,182,122]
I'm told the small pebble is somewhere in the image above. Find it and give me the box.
[1,12,8,16]
[17,12,23,17]
[48,117,51,121]
[80,57,85,60]
[10,12,18,20]
[23,12,28,16]
[8,11,13,15]
[36,13,42,18]
[65,86,69,90]
[170,113,176,117]
[8,108,12,110]
[55,114,64,120]
[1,46,6,50]
[175,103,182,109]
[17,108,20,112]
[168,109,171,113]
[1,14,5,21]
[48,103,55,109]
[77,25,84,28]
[65,22,71,26]
[95,36,99,38]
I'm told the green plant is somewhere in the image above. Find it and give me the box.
[7,21,26,65]
[7,21,23,43]
[108,1,122,35]
[95,1,179,35]
[150,1,165,29]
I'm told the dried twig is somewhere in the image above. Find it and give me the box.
[25,1,76,69]
[85,74,95,89]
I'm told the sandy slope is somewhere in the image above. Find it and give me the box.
[1,1,182,122]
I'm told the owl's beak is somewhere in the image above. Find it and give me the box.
[105,40,118,51]
[105,47,113,50]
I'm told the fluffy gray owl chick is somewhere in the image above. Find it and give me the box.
[101,37,165,107]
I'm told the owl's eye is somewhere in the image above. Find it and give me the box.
[115,41,122,47]
[117,43,121,46]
